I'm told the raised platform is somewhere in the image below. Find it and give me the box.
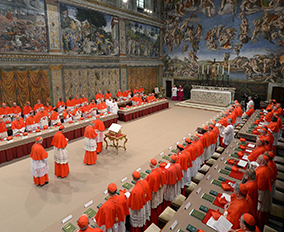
[175,99,229,112]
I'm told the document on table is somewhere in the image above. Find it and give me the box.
[213,215,232,232]
[238,160,247,168]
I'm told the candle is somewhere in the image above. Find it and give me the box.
[207,66,209,75]
[228,64,230,75]
[202,65,204,74]
[222,65,224,74]
[217,65,219,74]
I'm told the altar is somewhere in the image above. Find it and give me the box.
[190,85,235,106]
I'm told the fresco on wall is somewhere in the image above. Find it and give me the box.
[0,0,48,53]
[59,3,119,56]
[126,20,160,57]
[163,0,284,83]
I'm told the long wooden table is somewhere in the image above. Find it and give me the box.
[0,114,118,164]
[162,138,254,232]
[237,109,261,142]
[117,99,169,122]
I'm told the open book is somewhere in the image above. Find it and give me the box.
[109,123,122,133]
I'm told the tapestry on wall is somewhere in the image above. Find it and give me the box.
[63,68,120,101]
[163,0,284,84]
[0,0,48,53]
[126,20,160,57]
[59,3,119,56]
[0,70,50,108]
[127,67,159,94]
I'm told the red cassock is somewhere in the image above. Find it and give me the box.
[226,196,253,229]
[95,192,130,230]
[264,112,273,123]
[11,119,25,130]
[80,97,89,104]
[23,105,32,116]
[51,131,69,178]
[255,165,273,230]
[244,180,258,218]
[192,140,204,158]
[33,103,43,112]
[66,99,74,107]
[245,108,255,117]
[145,168,166,224]
[30,143,49,186]
[104,93,113,99]
[95,93,104,100]
[36,110,49,120]
[128,179,152,232]
[56,100,66,108]
[11,106,22,115]
[248,145,267,162]
[94,119,105,153]
[83,125,97,165]
[116,91,123,98]
[72,98,80,105]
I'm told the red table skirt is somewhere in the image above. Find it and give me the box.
[119,102,169,122]
[0,118,117,164]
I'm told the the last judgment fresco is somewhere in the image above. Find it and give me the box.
[163,0,284,83]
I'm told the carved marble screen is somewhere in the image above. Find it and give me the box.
[0,0,48,53]
[63,68,120,100]
[59,3,119,56]
[126,20,160,57]
[127,67,159,94]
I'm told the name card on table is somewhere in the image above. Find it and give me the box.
[160,152,164,156]
[36,132,42,135]
[220,157,224,161]
[176,141,179,145]
[183,137,186,140]
[7,140,13,143]
[214,165,219,170]
[85,119,89,122]
[206,174,211,180]
[196,187,201,194]
[84,200,93,208]
[75,122,79,125]
[49,129,54,132]
[184,202,191,210]
[168,146,172,150]
[121,177,127,183]
[61,215,72,224]
[22,136,28,139]
[136,167,141,172]
[104,190,108,195]
[170,220,178,230]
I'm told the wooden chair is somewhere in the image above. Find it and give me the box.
[211,152,221,160]
[185,182,197,195]
[171,194,186,211]
[192,172,204,184]
[144,223,160,232]
[158,206,176,229]
[206,158,216,166]
[275,156,284,165]
[273,190,284,206]
[198,164,210,175]
[276,180,284,193]
[263,225,278,232]
[276,164,284,173]
[216,146,224,154]
[277,172,284,181]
